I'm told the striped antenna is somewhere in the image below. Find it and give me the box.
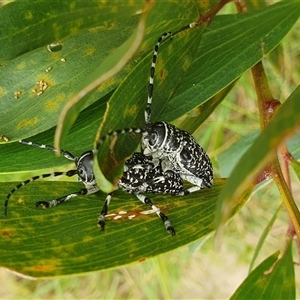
[4,170,77,216]
[94,127,144,153]
[19,140,76,161]
[144,32,172,125]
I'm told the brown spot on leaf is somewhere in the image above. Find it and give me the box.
[138,257,146,262]
[26,262,57,273]
[1,229,16,237]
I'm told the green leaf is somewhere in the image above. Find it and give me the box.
[218,130,300,178]
[0,97,108,178]
[0,179,251,278]
[54,8,148,152]
[0,0,144,62]
[231,241,295,300]
[0,15,140,141]
[160,0,300,122]
[291,158,300,181]
[248,204,282,273]
[218,130,259,178]
[1,1,298,146]
[175,81,237,134]
[216,85,300,233]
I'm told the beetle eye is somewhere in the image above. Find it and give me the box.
[149,132,157,146]
[78,168,85,179]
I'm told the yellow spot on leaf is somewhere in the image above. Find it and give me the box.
[51,53,60,60]
[17,62,26,70]
[111,6,118,13]
[0,86,4,96]
[55,94,65,102]
[69,1,76,10]
[82,235,93,243]
[46,101,58,110]
[182,56,192,72]
[17,198,25,205]
[124,105,137,117]
[85,47,96,56]
[24,259,61,273]
[88,27,100,33]
[70,26,80,35]
[97,77,115,92]
[24,11,33,20]
[0,135,9,142]
[17,117,38,129]
[14,91,22,99]
[36,75,54,86]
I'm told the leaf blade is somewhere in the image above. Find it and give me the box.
[0,178,251,278]
[216,85,300,234]
[161,0,300,121]
[231,241,295,300]
[0,0,144,62]
[54,8,149,152]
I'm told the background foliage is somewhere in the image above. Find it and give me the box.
[1,0,300,298]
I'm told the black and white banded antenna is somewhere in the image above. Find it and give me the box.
[144,31,172,125]
[94,22,198,154]
[4,140,79,216]
[144,22,198,125]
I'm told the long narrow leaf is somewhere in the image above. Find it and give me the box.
[54,7,149,152]
[0,0,144,62]
[0,179,251,278]
[216,85,300,236]
[231,241,295,300]
[161,0,300,122]
[248,204,282,273]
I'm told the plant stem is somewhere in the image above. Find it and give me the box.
[271,155,300,243]
[251,61,300,246]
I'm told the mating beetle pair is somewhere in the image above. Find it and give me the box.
[4,24,213,235]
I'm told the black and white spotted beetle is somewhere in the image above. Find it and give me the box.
[95,24,213,233]
[141,29,213,193]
